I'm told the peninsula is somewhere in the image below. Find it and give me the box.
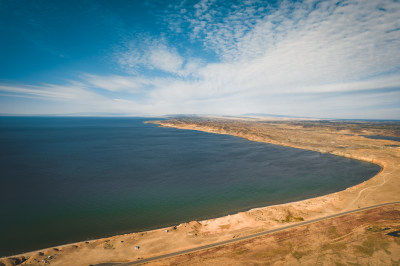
[1,117,399,265]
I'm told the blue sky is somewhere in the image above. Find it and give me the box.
[0,0,399,119]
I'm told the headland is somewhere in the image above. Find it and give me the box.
[1,117,399,265]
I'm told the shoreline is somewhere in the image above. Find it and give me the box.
[1,157,380,259]
[2,118,399,265]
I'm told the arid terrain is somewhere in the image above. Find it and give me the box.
[1,117,399,266]
[149,204,400,266]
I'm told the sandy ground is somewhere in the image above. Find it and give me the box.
[149,204,400,265]
[1,118,399,266]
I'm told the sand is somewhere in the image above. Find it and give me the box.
[1,118,399,265]
[149,204,400,265]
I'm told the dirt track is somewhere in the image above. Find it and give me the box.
[146,203,400,265]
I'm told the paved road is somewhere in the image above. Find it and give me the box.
[103,201,400,266]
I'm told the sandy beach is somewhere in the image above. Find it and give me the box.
[1,117,399,265]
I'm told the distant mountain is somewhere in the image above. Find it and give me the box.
[240,113,314,119]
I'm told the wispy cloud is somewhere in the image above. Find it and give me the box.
[150,0,400,111]
[82,74,152,92]
[1,0,400,118]
[0,81,155,115]
[116,38,203,77]
[0,83,94,100]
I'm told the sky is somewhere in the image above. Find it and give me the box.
[0,0,399,119]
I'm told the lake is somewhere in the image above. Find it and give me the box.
[0,117,381,256]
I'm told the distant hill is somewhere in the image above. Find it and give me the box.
[239,113,317,120]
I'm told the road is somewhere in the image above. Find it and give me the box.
[99,201,400,266]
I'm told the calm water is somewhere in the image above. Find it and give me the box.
[362,135,400,142]
[0,117,380,256]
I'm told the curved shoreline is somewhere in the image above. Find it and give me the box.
[121,201,400,265]
[2,118,399,265]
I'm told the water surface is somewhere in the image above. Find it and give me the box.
[0,117,380,256]
[362,135,400,142]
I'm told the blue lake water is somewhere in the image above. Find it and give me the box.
[362,135,400,142]
[0,117,381,256]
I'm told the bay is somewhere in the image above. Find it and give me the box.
[0,117,380,256]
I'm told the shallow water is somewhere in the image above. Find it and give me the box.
[0,117,381,256]
[362,135,400,142]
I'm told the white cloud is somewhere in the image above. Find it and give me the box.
[0,81,157,115]
[116,39,191,76]
[2,0,400,119]
[148,45,183,73]
[82,74,152,92]
[155,0,400,89]
[0,83,97,100]
[122,0,400,118]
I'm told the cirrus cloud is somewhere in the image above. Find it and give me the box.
[1,0,400,119]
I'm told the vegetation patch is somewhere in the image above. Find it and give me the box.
[322,241,346,251]
[235,248,248,255]
[103,243,115,250]
[355,236,391,256]
[366,226,391,233]
[292,249,311,260]
[282,211,304,223]
[253,246,289,259]
[219,224,231,230]
[328,226,341,238]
